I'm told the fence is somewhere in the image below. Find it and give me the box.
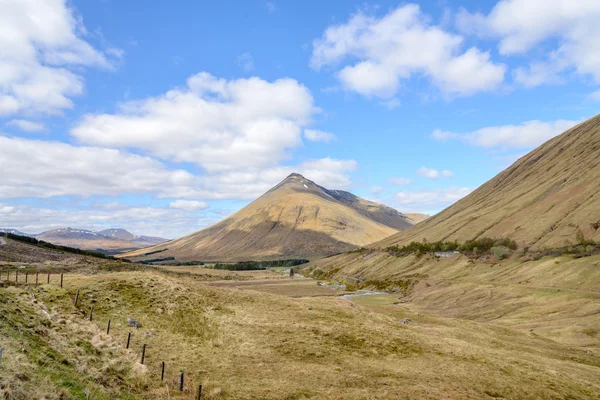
[0,269,204,399]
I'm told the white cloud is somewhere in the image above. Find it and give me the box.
[388,177,412,186]
[0,135,197,199]
[394,187,473,212]
[0,0,119,116]
[71,72,315,172]
[266,2,276,13]
[457,1,600,86]
[6,119,46,132]
[311,4,505,99]
[513,61,565,87]
[304,129,337,143]
[0,134,356,201]
[417,167,453,179]
[237,52,254,72]
[0,201,222,239]
[432,119,581,150]
[169,200,209,211]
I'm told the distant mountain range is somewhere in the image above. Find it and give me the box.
[0,227,169,254]
[123,173,416,263]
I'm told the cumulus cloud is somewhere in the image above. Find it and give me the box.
[71,72,316,172]
[304,129,337,143]
[0,134,356,201]
[388,177,412,186]
[6,119,46,132]
[169,200,209,211]
[0,0,119,116]
[457,1,600,86]
[0,135,197,199]
[394,187,473,212]
[416,167,453,179]
[311,4,505,99]
[432,119,581,150]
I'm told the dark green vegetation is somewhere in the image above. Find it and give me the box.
[212,259,309,271]
[0,232,130,262]
[384,237,518,256]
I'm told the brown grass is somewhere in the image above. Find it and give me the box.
[1,267,598,399]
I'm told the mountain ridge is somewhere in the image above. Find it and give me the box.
[122,173,413,262]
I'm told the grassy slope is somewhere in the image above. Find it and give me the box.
[306,251,600,350]
[373,114,600,250]
[1,269,599,399]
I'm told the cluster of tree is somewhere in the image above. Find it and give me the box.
[212,259,309,271]
[0,232,129,261]
[142,248,168,256]
[385,237,518,256]
[139,256,175,264]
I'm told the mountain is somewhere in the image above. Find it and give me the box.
[35,227,169,254]
[404,213,430,224]
[373,114,600,250]
[123,173,413,262]
[0,228,32,236]
[98,228,167,247]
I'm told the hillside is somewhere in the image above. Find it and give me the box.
[35,227,169,254]
[373,114,600,250]
[123,173,412,262]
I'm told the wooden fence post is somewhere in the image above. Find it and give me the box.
[89,306,94,321]
[161,361,165,381]
[197,384,202,400]
[36,271,39,284]
[25,271,28,283]
[74,289,80,306]
[106,319,111,334]
[140,344,146,365]
[47,272,50,284]
[15,270,18,283]
[60,273,63,288]
[178,371,184,392]
[126,332,131,349]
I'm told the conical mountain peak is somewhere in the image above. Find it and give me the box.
[123,173,414,262]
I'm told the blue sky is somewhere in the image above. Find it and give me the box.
[1,0,598,238]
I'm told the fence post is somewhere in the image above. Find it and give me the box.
[36,271,39,285]
[47,272,50,284]
[140,344,146,365]
[106,319,111,334]
[60,273,63,288]
[25,271,28,283]
[74,289,80,306]
[161,361,165,381]
[15,270,18,283]
[7,271,9,281]
[178,371,184,392]
[89,306,94,321]
[197,384,202,400]
[126,332,131,349]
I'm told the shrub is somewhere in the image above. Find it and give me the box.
[491,246,511,260]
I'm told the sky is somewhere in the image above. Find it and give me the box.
[0,0,599,238]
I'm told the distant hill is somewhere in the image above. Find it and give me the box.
[373,114,600,250]
[123,173,413,262]
[0,228,32,237]
[34,227,169,254]
[404,213,430,224]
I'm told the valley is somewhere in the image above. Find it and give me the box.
[2,259,599,399]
